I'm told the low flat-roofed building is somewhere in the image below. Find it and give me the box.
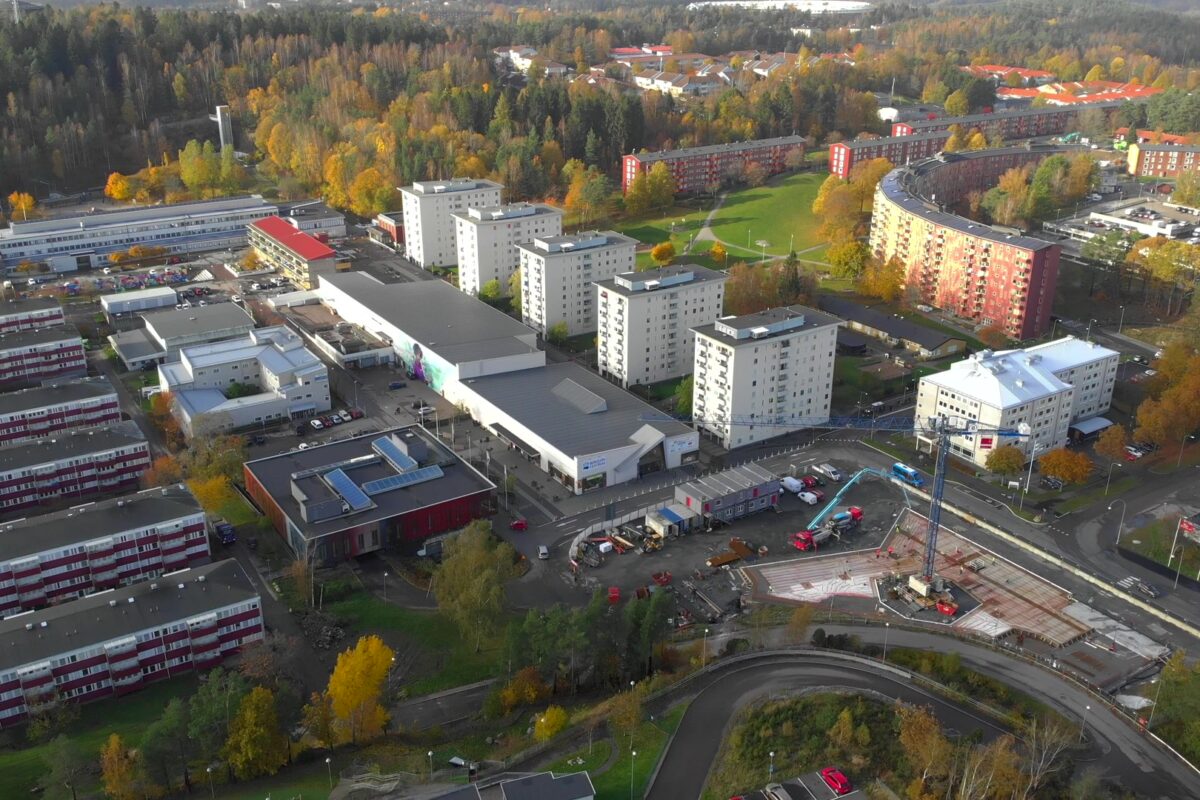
[158,326,330,437]
[275,299,395,369]
[243,426,494,561]
[499,772,596,800]
[317,272,544,394]
[100,286,178,318]
[817,296,967,360]
[0,559,261,728]
[456,361,698,494]
[0,298,65,333]
[247,216,340,289]
[0,377,121,447]
[674,463,781,522]
[0,324,86,387]
[109,303,257,370]
[0,421,150,513]
[0,485,208,615]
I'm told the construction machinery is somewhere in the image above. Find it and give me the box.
[646,412,1029,601]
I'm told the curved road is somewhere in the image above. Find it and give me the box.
[646,628,1195,800]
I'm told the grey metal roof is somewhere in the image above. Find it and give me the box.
[461,362,692,457]
[1135,143,1200,154]
[0,421,145,473]
[900,100,1127,132]
[0,323,81,351]
[817,296,963,351]
[0,377,117,417]
[0,559,258,671]
[321,273,540,364]
[0,298,62,316]
[839,129,952,151]
[243,426,494,542]
[141,304,254,343]
[678,463,778,502]
[631,135,806,163]
[0,485,201,563]
[499,771,596,800]
[109,329,164,362]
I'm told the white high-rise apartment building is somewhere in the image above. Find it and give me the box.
[691,306,840,449]
[400,178,503,268]
[452,203,563,296]
[517,231,636,337]
[595,265,727,388]
[915,336,1118,467]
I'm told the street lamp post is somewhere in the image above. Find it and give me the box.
[1105,462,1121,496]
[883,622,890,662]
[630,750,637,800]
[427,751,434,780]
[769,750,775,781]
[206,767,214,799]
[1118,305,1126,334]
[325,757,333,789]
[702,628,710,669]
[1147,675,1167,729]
[1177,433,1192,468]
[1085,319,1096,341]
[383,571,388,602]
[1108,499,1127,548]
[1020,443,1044,511]
[1079,704,1091,743]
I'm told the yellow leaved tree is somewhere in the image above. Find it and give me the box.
[327,635,394,743]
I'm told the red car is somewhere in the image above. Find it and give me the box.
[809,489,825,502]
[508,518,528,531]
[800,475,820,489]
[349,408,365,420]
[821,766,853,795]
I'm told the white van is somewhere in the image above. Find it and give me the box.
[781,476,806,494]
[814,463,843,482]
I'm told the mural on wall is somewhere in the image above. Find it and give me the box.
[394,335,448,392]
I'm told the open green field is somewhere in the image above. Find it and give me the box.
[708,172,827,258]
[327,593,504,695]
[591,703,687,799]
[616,203,725,271]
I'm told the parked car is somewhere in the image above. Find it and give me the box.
[325,415,341,426]
[821,766,853,795]
[797,491,820,506]
[800,475,822,489]
[297,442,309,450]
[814,463,843,482]
[338,410,352,423]
[509,518,529,531]
[809,489,826,502]
[310,418,324,430]
[416,405,435,416]
[349,408,365,419]
[250,434,267,446]
[1135,581,1161,599]
[1145,369,1158,377]
[538,545,550,560]
[1040,476,1064,490]
[388,381,407,390]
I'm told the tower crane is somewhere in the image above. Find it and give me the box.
[645,413,1029,588]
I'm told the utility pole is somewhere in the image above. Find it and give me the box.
[12,0,20,25]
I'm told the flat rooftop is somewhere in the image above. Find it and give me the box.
[454,203,562,224]
[631,135,806,163]
[244,426,494,541]
[404,178,503,195]
[521,231,635,255]
[678,463,777,501]
[0,559,257,670]
[596,264,727,297]
[693,305,841,348]
[141,303,255,342]
[1,196,272,238]
[101,286,177,306]
[899,99,1126,131]
[0,421,145,472]
[0,297,62,316]
[320,272,542,365]
[924,348,1072,408]
[461,362,692,458]
[818,296,962,350]
[0,485,201,563]
[109,328,163,362]
[1017,336,1118,373]
[0,377,117,417]
[0,323,81,350]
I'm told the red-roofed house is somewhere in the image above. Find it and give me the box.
[247,216,340,289]
[1114,128,1193,146]
[998,80,1162,106]
[962,65,1056,86]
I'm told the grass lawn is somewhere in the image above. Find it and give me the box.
[591,704,687,800]
[614,204,712,249]
[1124,518,1200,575]
[1056,476,1137,513]
[708,172,827,258]
[326,593,504,695]
[212,761,332,800]
[543,737,614,776]
[0,675,202,798]
[218,490,261,527]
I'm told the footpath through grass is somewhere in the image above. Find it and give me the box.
[708,172,826,257]
[326,593,504,695]
[591,703,687,799]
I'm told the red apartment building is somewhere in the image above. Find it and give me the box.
[828,131,950,179]
[0,324,86,388]
[0,559,261,727]
[868,148,1064,339]
[0,422,151,513]
[0,298,65,334]
[888,100,1128,141]
[0,486,208,615]
[1127,144,1200,178]
[623,135,806,193]
[0,378,120,447]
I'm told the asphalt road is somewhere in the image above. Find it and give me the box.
[647,631,1197,800]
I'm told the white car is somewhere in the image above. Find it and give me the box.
[797,491,820,506]
[310,418,324,430]
[338,410,352,423]
[1145,369,1157,376]
[298,442,310,450]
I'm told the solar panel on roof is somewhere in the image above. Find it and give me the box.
[325,468,372,511]
[372,436,417,472]
[361,465,444,496]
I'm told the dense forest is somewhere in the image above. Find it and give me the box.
[2,0,1200,216]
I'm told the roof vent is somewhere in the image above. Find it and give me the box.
[1015,379,1025,388]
